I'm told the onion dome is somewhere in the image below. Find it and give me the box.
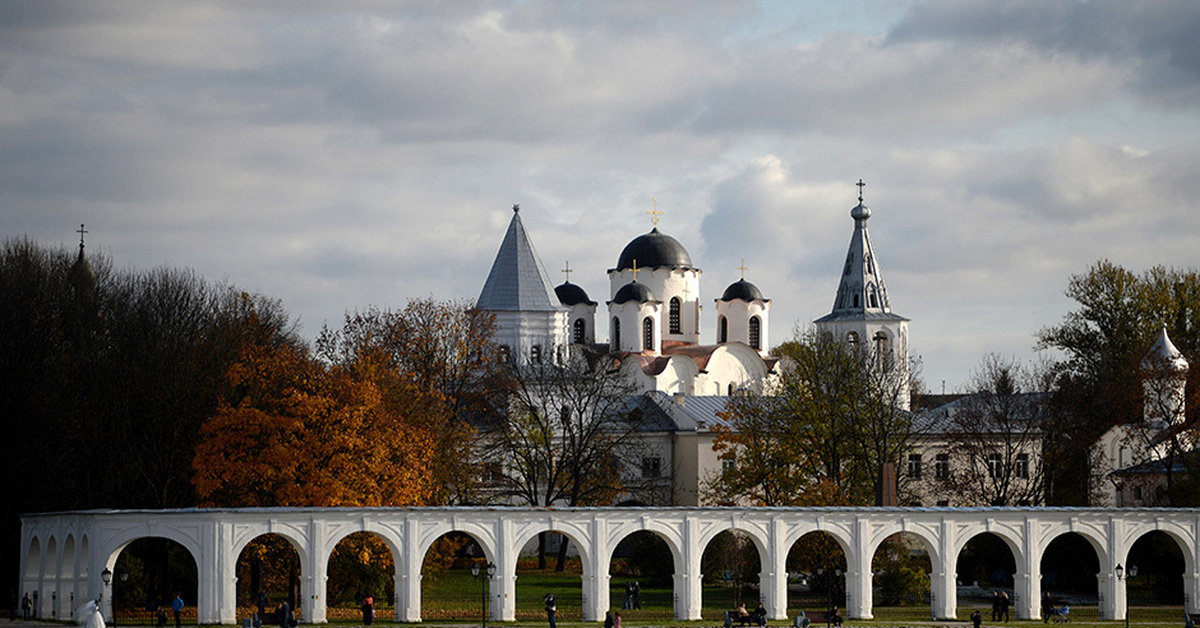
[555,281,596,307]
[610,281,657,304]
[718,278,766,303]
[616,228,693,271]
[1142,326,1189,373]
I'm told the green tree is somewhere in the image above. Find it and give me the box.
[705,327,918,506]
[1038,260,1200,504]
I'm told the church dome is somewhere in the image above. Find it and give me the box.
[610,281,657,304]
[616,228,693,271]
[718,279,765,302]
[555,281,596,306]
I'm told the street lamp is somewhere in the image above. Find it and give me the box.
[1116,563,1138,628]
[815,568,842,628]
[101,568,113,625]
[472,561,496,628]
[117,567,129,628]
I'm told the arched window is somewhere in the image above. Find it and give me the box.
[718,316,728,343]
[612,318,621,350]
[853,293,860,308]
[846,331,859,346]
[642,317,654,351]
[530,344,542,364]
[869,290,878,308]
[669,297,681,334]
[498,345,511,364]
[749,316,761,350]
[573,318,586,344]
[874,331,893,372]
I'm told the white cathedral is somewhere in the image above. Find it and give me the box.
[475,187,911,504]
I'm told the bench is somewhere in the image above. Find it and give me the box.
[792,611,832,627]
[724,610,764,627]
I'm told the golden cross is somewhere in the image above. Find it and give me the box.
[562,260,572,282]
[737,258,748,280]
[631,259,640,282]
[647,197,662,228]
[77,223,88,246]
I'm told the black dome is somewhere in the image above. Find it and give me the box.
[718,279,765,302]
[616,228,693,270]
[555,282,595,306]
[610,281,657,304]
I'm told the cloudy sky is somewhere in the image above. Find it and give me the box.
[3,1,1200,391]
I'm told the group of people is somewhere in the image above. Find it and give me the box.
[622,581,642,609]
[991,591,1012,622]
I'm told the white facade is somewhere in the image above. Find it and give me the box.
[21,506,1200,625]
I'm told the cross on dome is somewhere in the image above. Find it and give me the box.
[737,258,748,280]
[856,179,866,202]
[562,260,573,282]
[647,198,662,228]
[631,259,640,281]
[512,204,520,213]
[77,223,88,246]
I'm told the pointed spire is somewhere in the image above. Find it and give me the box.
[816,180,905,323]
[1142,326,1189,373]
[477,207,563,312]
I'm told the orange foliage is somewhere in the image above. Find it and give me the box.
[193,339,444,507]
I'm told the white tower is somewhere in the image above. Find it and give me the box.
[608,205,702,349]
[814,180,910,409]
[555,262,598,345]
[607,278,662,353]
[714,264,770,355]
[1141,326,1189,427]
[477,205,569,365]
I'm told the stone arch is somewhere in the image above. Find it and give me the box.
[952,526,1027,580]
[869,527,938,610]
[418,528,493,622]
[606,522,684,575]
[512,524,593,579]
[235,532,306,617]
[698,525,769,611]
[324,531,400,621]
[786,530,850,614]
[1040,531,1104,604]
[1121,523,1196,576]
[1121,528,1189,605]
[416,521,496,566]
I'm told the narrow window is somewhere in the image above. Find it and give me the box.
[749,316,761,350]
[641,457,662,478]
[869,291,878,308]
[498,345,511,364]
[907,454,922,480]
[987,453,1004,479]
[719,316,728,343]
[874,332,893,372]
[572,318,586,344]
[853,293,860,308]
[612,317,621,350]
[669,297,681,334]
[1015,453,1029,479]
[935,453,950,480]
[530,345,542,364]
[846,331,859,346]
[722,459,736,476]
[642,317,654,351]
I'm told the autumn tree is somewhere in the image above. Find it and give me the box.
[192,337,440,507]
[315,300,503,505]
[705,327,919,506]
[1038,260,1200,504]
[934,354,1053,506]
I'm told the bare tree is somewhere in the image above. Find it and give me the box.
[936,354,1052,506]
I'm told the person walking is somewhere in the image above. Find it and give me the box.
[613,611,622,628]
[21,593,31,620]
[544,593,557,628]
[1000,592,1011,622]
[624,582,633,609]
[362,595,374,626]
[632,581,641,610]
[991,591,1000,621]
[171,594,185,628]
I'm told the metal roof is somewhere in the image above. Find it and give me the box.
[477,207,564,312]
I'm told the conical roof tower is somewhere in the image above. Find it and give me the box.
[477,205,568,365]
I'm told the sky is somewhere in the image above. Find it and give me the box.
[3,0,1200,392]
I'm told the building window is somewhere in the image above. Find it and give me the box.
[987,453,1004,479]
[669,298,681,334]
[612,317,621,350]
[874,331,893,372]
[573,318,586,344]
[935,453,950,480]
[907,454,922,480]
[722,459,736,476]
[498,345,511,364]
[641,457,662,478]
[749,316,761,350]
[719,316,728,343]
[936,500,950,507]
[847,331,859,346]
[530,345,542,364]
[642,317,654,351]
[1015,453,1029,479]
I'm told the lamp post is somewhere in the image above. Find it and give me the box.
[117,567,129,628]
[472,562,496,628]
[1116,563,1138,628]
[101,568,113,625]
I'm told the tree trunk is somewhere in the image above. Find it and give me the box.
[537,532,548,570]
[555,533,569,572]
